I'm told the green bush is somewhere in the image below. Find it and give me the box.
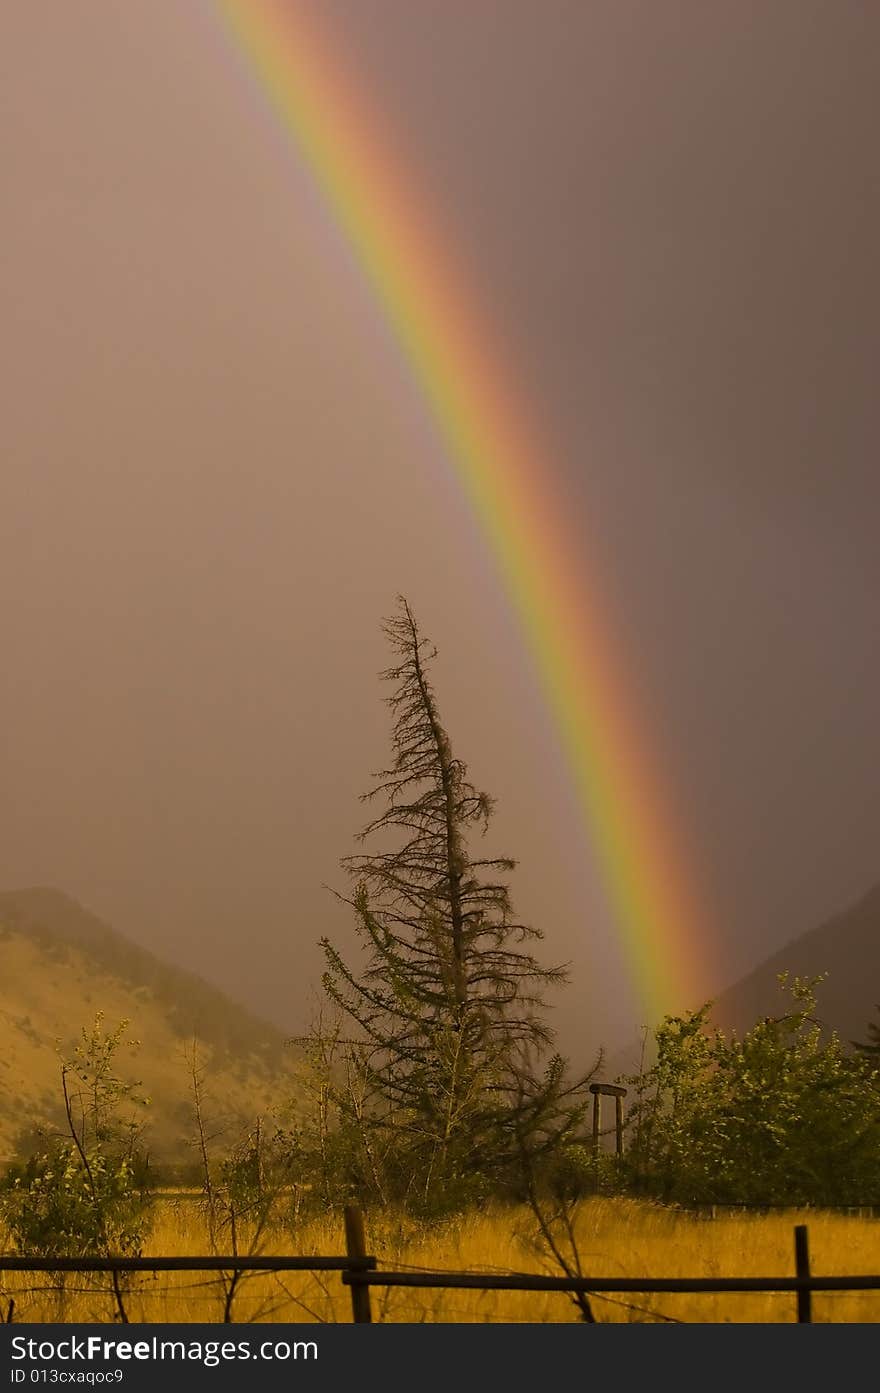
[624,976,880,1205]
[2,1144,147,1256]
[0,1014,151,1256]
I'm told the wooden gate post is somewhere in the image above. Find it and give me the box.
[589,1083,627,1159]
[344,1205,373,1324]
[794,1224,812,1324]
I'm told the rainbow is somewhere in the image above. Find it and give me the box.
[213,0,710,1020]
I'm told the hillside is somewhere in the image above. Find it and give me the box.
[0,888,302,1163]
[711,881,880,1043]
[606,881,880,1081]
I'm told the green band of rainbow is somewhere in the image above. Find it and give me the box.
[213,0,710,1020]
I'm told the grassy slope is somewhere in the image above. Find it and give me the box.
[0,888,301,1162]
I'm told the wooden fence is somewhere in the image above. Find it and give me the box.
[3,1212,880,1324]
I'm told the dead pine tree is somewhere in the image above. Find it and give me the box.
[322,598,583,1209]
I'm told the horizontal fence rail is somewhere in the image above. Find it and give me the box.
[342,1272,880,1294]
[0,1256,372,1273]
[339,1225,880,1320]
[341,1222,880,1322]
[0,1206,377,1324]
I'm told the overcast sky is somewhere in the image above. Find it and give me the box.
[2,1,877,1056]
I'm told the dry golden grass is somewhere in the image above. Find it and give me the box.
[3,1199,880,1323]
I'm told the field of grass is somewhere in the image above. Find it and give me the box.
[3,1198,880,1323]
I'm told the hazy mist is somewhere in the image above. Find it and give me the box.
[2,1,878,1057]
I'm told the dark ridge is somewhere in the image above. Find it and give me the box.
[711,880,880,1043]
[0,886,288,1064]
[606,880,880,1080]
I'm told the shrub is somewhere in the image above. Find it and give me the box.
[2,1144,147,1256]
[624,976,880,1205]
[0,1014,151,1256]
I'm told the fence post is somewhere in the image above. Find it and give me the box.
[794,1224,811,1324]
[344,1205,373,1324]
